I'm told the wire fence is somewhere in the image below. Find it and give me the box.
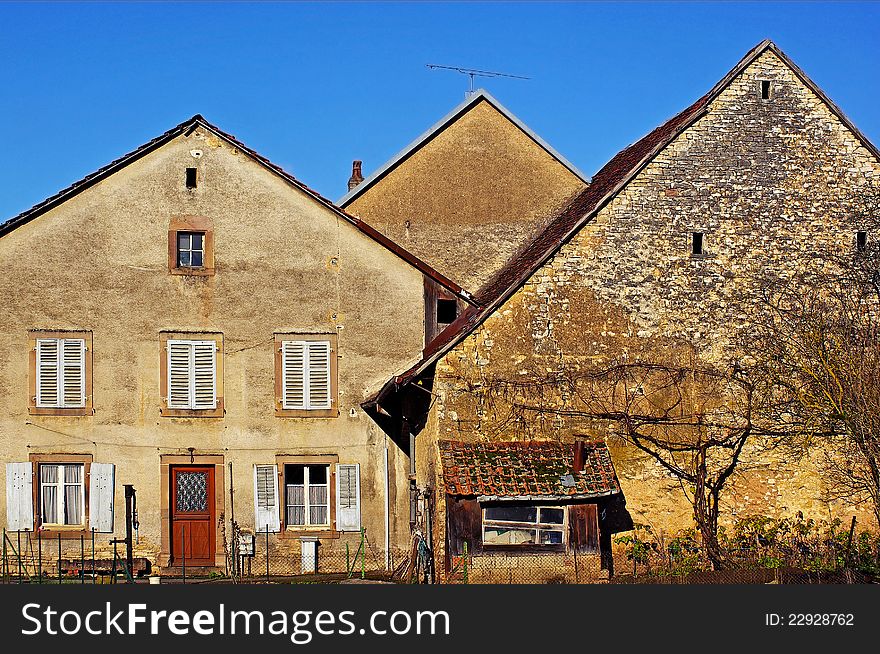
[0,526,395,584]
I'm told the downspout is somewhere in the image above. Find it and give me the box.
[384,436,390,571]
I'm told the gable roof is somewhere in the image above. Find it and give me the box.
[0,114,474,304]
[439,439,620,501]
[363,39,880,411]
[338,88,590,207]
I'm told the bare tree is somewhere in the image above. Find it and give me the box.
[747,206,880,527]
[444,348,765,569]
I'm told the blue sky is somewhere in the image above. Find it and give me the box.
[1,2,878,220]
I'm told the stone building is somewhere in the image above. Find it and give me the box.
[366,40,880,581]
[0,114,471,575]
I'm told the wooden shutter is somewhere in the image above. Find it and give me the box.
[569,503,599,553]
[335,463,360,531]
[36,339,59,407]
[447,497,482,555]
[61,339,85,407]
[253,464,280,533]
[6,463,34,531]
[88,463,115,533]
[192,341,216,409]
[282,341,306,409]
[307,341,331,409]
[167,341,192,408]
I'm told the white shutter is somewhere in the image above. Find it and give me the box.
[88,463,115,533]
[167,341,192,408]
[192,341,217,409]
[253,464,280,533]
[61,339,85,407]
[282,341,306,410]
[335,463,360,531]
[6,463,34,531]
[307,341,332,409]
[36,339,59,407]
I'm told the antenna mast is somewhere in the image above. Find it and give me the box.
[426,64,530,95]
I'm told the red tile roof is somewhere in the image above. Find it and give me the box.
[363,39,880,412]
[0,115,474,305]
[439,439,620,500]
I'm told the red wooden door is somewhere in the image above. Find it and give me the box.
[171,466,215,566]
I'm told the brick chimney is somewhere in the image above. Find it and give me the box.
[572,440,587,475]
[347,160,364,191]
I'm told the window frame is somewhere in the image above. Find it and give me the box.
[274,333,338,418]
[28,330,93,416]
[29,453,93,538]
[275,454,339,539]
[168,215,214,276]
[159,332,224,417]
[481,503,568,550]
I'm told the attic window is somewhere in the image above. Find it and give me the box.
[185,167,198,189]
[437,299,457,325]
[857,231,868,252]
[760,80,772,100]
[691,232,704,256]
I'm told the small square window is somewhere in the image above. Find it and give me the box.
[177,231,205,268]
[437,298,457,325]
[691,232,704,256]
[168,217,214,275]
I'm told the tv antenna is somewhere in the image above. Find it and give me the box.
[426,64,530,95]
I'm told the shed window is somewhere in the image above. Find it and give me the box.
[691,232,704,256]
[857,231,867,252]
[482,504,565,546]
[760,80,772,100]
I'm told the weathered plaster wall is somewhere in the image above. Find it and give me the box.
[429,51,880,548]
[345,99,587,291]
[0,128,424,570]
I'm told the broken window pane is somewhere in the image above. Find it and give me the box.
[483,527,536,545]
[539,508,564,524]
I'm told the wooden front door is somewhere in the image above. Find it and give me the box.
[170,466,215,566]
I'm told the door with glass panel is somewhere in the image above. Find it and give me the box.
[170,466,215,565]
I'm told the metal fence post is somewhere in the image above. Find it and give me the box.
[17,531,22,584]
[361,527,365,579]
[80,535,85,584]
[38,529,42,583]
[265,526,270,584]
[91,529,95,585]
[57,532,62,584]
[2,528,6,584]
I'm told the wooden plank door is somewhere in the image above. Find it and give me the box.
[170,466,215,566]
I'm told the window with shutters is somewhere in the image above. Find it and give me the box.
[274,455,339,537]
[168,215,214,276]
[159,332,224,417]
[27,453,94,537]
[274,333,338,417]
[28,330,93,416]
